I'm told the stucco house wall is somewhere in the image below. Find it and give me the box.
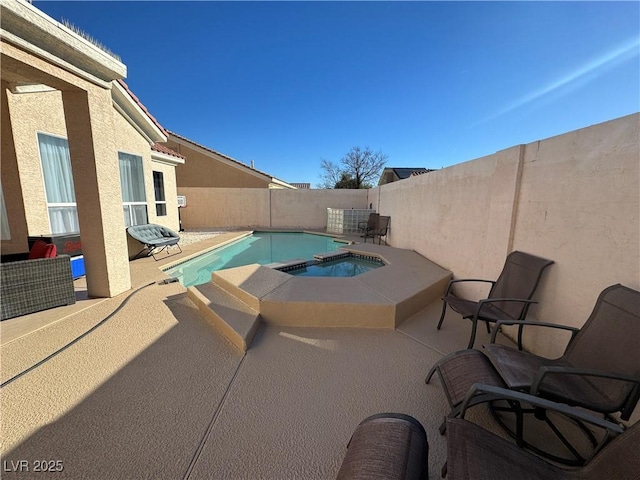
[1,0,183,295]
[5,89,66,238]
[2,87,182,259]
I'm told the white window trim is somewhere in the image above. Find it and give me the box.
[118,151,148,227]
[153,171,167,217]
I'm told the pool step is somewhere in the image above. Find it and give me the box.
[212,264,293,311]
[187,282,261,352]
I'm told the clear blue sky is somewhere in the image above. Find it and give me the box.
[35,1,639,187]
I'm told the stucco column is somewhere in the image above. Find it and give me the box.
[62,87,131,297]
[1,82,29,254]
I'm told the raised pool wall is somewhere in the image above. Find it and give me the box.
[179,113,639,358]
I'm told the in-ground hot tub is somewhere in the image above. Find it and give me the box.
[276,253,385,277]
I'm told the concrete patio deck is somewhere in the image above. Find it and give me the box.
[0,232,563,479]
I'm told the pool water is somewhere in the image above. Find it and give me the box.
[288,257,384,277]
[165,232,347,286]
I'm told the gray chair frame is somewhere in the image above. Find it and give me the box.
[358,212,379,240]
[481,284,640,464]
[485,284,640,422]
[437,251,554,349]
[445,384,636,480]
[127,224,182,261]
[363,215,390,245]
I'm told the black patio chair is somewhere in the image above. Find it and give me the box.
[437,251,554,349]
[482,283,640,464]
[358,213,379,241]
[445,384,636,480]
[365,215,390,245]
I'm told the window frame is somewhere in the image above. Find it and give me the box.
[118,151,148,227]
[152,170,167,217]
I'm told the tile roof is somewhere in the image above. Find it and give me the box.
[116,78,167,137]
[151,142,185,159]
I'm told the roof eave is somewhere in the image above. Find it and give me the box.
[0,0,126,85]
[112,81,166,144]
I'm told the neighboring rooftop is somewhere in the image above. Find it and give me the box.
[165,130,295,189]
[378,167,434,186]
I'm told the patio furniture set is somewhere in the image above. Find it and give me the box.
[337,251,640,480]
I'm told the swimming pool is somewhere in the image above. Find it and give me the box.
[165,232,348,286]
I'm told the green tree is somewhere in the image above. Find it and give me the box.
[318,146,388,189]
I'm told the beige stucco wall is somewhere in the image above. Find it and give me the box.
[270,189,368,229]
[2,84,181,260]
[166,139,270,188]
[510,114,640,357]
[5,89,67,237]
[111,111,181,257]
[178,187,368,230]
[149,159,180,232]
[1,82,29,254]
[372,113,639,356]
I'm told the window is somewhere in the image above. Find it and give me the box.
[1,183,10,240]
[118,152,147,227]
[37,133,79,234]
[153,171,167,217]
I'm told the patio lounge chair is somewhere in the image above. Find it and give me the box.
[445,384,637,480]
[336,413,428,480]
[437,251,554,349]
[363,215,390,245]
[358,212,379,241]
[481,284,640,460]
[127,223,182,261]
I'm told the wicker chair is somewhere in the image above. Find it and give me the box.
[1,255,76,320]
[446,384,638,480]
[437,251,554,349]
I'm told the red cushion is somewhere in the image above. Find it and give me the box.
[28,240,57,259]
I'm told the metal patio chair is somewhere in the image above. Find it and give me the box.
[482,283,640,464]
[358,213,379,241]
[445,384,637,480]
[437,250,554,348]
[365,215,390,245]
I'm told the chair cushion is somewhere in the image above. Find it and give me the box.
[28,240,57,259]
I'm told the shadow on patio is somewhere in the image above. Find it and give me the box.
[1,269,508,479]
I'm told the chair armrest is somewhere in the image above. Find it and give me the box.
[459,383,624,434]
[531,366,640,396]
[476,297,537,317]
[490,320,580,343]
